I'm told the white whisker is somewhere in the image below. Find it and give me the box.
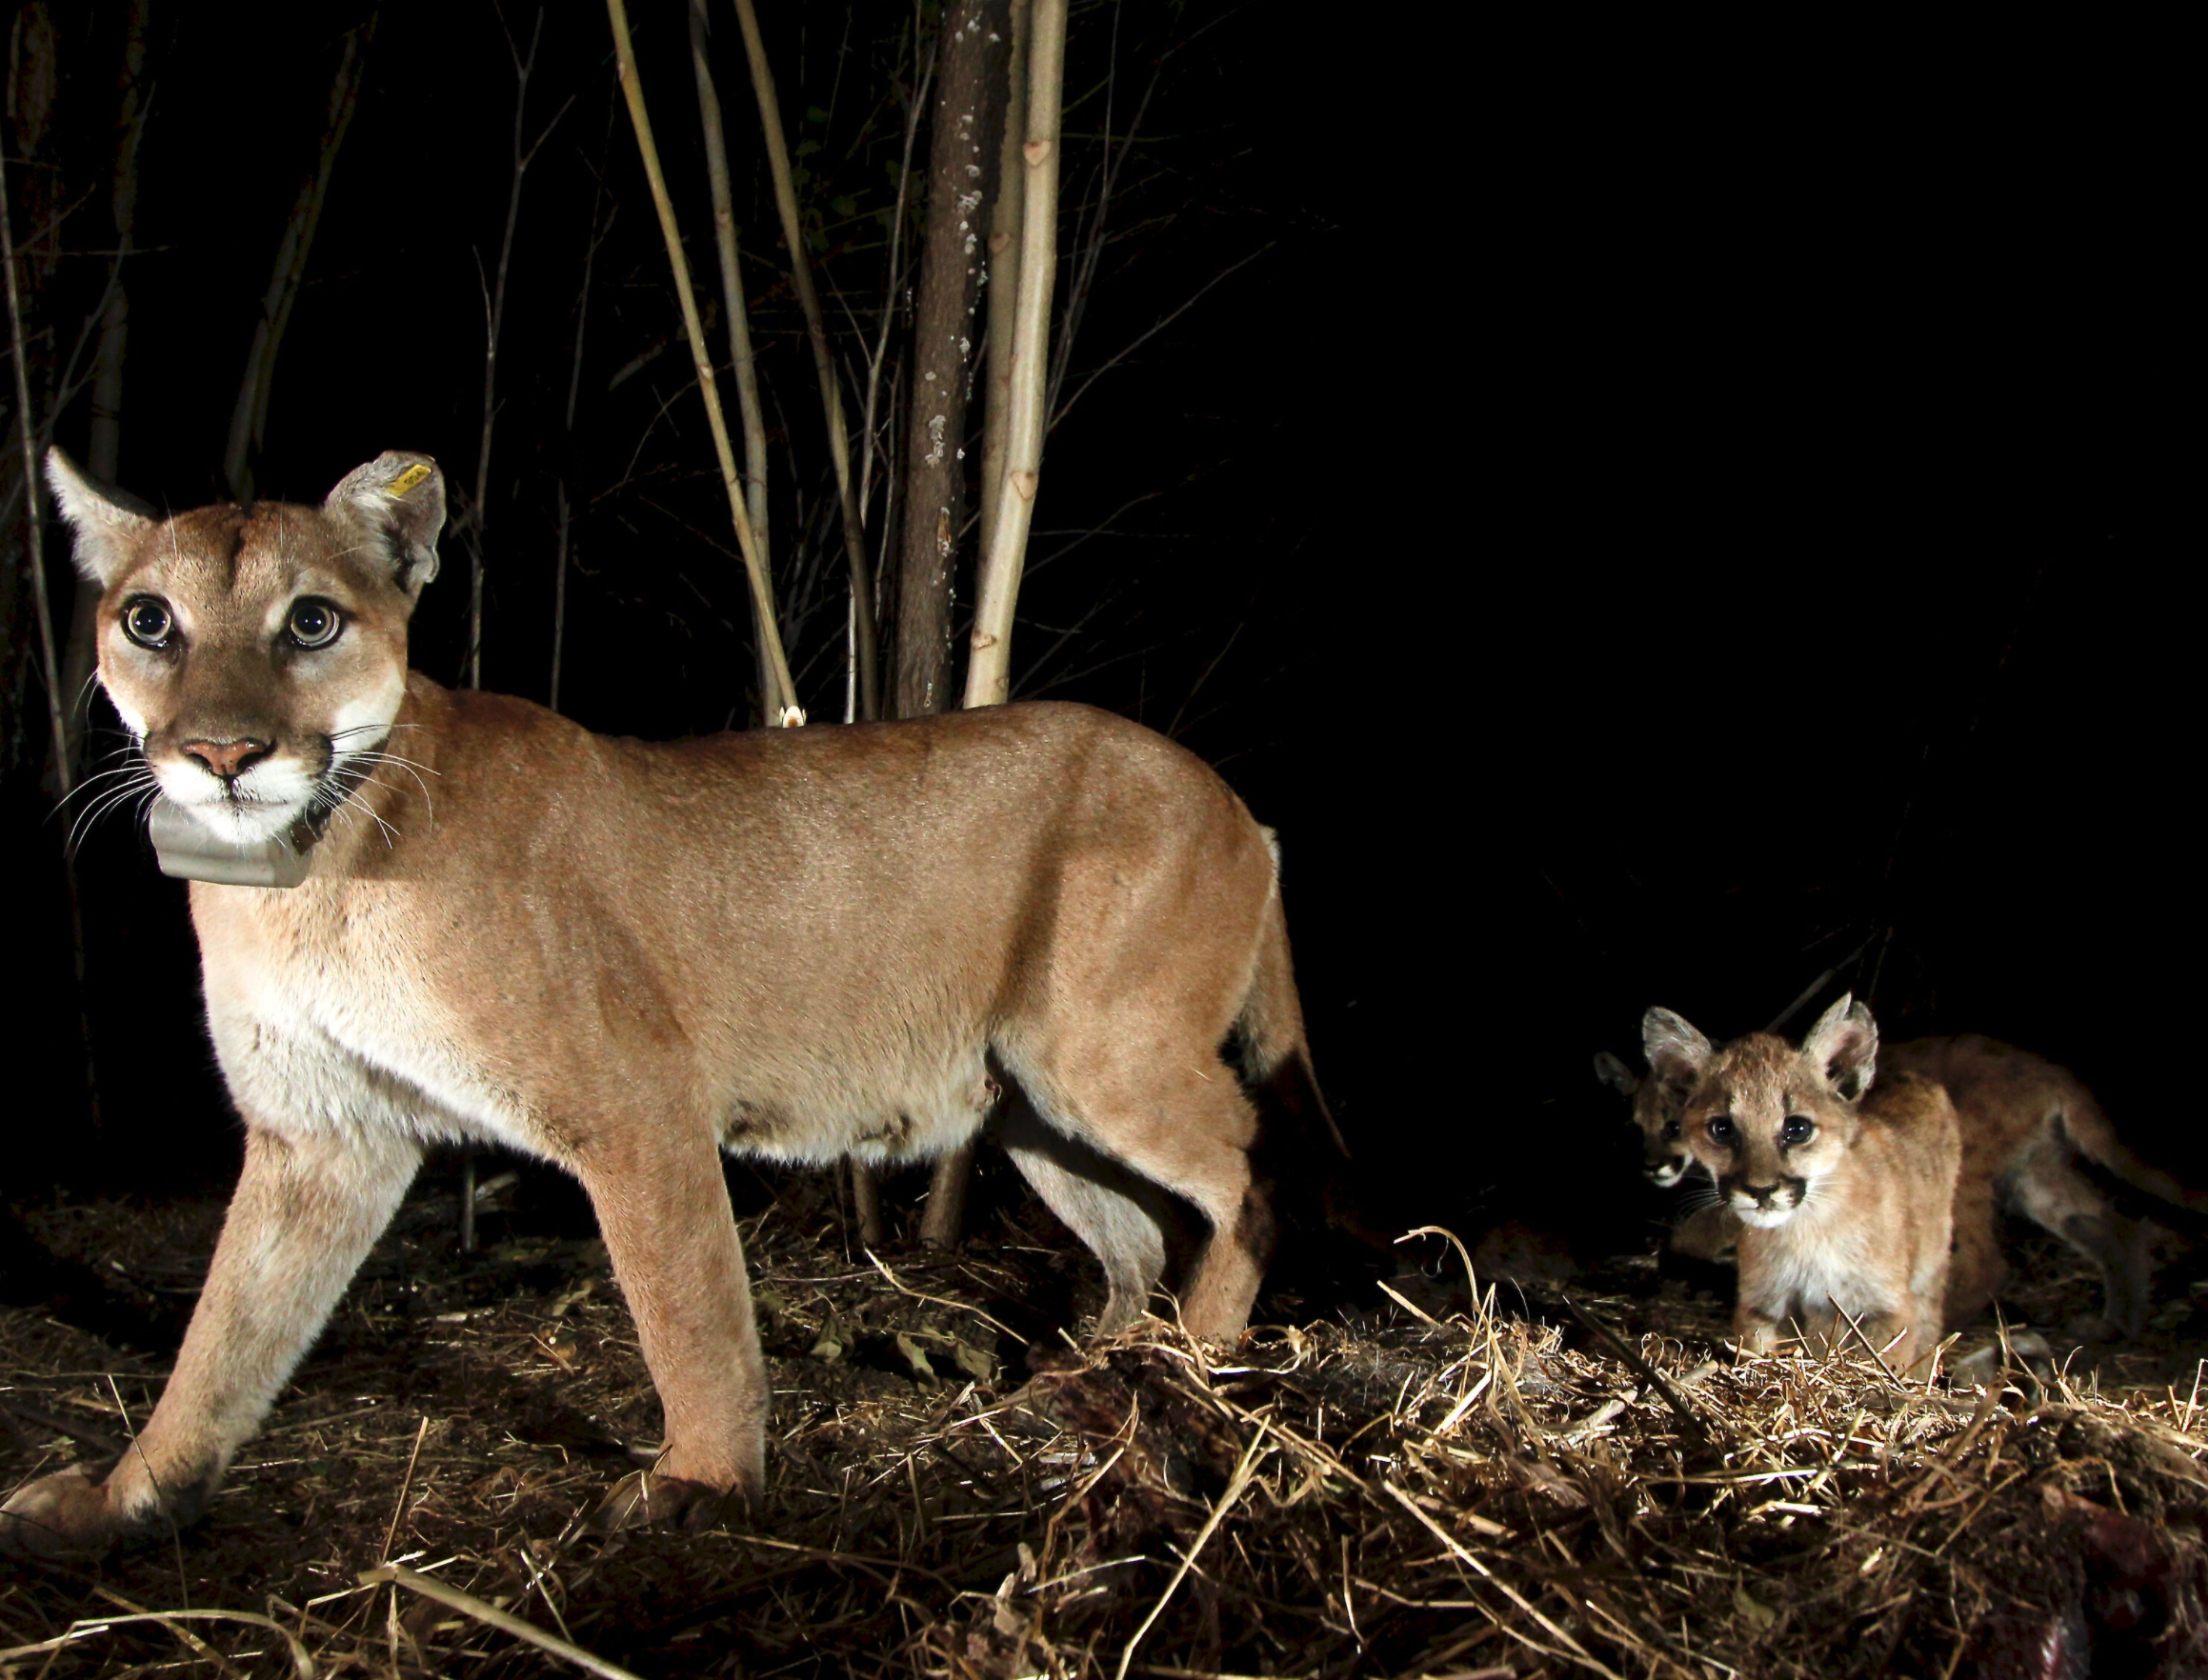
[334,750,436,818]
[68,768,161,853]
[334,785,400,849]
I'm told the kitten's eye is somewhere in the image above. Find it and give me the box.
[1781,1115,1815,1147]
[122,596,173,649]
[1661,1118,1681,1141]
[1706,1114,1736,1144]
[286,599,343,649]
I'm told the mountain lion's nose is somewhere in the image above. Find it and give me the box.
[183,738,273,782]
[1740,1181,1780,1205]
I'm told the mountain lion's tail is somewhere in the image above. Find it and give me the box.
[2057,1079,2208,1215]
[1236,872,1343,1159]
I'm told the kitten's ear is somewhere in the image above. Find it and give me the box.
[1803,992,1879,1099]
[1641,1008,1714,1095]
[45,448,154,587]
[325,451,445,598]
[1593,1050,1640,1097]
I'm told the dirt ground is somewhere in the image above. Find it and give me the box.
[4,1161,2207,1678]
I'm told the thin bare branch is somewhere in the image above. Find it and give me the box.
[730,0,881,720]
[691,0,780,715]
[606,0,800,719]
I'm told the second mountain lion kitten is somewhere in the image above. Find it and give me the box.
[1604,1031,2201,1337]
[1646,995,1959,1378]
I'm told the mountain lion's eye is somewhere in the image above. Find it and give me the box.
[1660,1118,1681,1142]
[286,599,343,649]
[1781,1115,1815,1147]
[1706,1114,1736,1144]
[122,596,173,649]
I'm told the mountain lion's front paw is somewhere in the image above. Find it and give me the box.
[0,1463,131,1562]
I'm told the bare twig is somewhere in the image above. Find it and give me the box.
[61,0,151,782]
[0,1610,314,1677]
[1560,1295,1710,1446]
[378,1414,432,1563]
[467,10,572,692]
[691,0,781,714]
[605,0,799,719]
[730,0,880,721]
[858,17,932,518]
[0,118,70,797]
[359,1564,642,1680]
[222,17,374,502]
[1114,1430,1265,1680]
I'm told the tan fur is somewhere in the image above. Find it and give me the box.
[1651,997,1958,1378]
[0,450,1317,1560]
[1608,1029,2188,1336]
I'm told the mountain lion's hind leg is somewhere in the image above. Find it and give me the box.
[1026,1038,1268,1343]
[574,1113,768,1531]
[0,1123,420,1561]
[999,1095,1174,1334]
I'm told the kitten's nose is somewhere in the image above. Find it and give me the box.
[1740,1181,1781,1206]
[183,737,273,782]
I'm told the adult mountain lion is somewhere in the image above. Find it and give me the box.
[0,450,1325,1560]
[1602,1028,2203,1337]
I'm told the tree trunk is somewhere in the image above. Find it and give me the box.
[222,17,372,503]
[962,0,1065,711]
[901,0,1014,1250]
[60,0,150,782]
[890,0,1010,724]
[923,0,1063,1250]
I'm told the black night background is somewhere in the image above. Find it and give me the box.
[0,4,2194,1672]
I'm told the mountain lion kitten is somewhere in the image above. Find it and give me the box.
[0,450,1326,1561]
[1646,995,1959,1378]
[1603,1030,2201,1337]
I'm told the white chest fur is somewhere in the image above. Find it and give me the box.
[1745,1194,1893,1324]
[192,879,543,1156]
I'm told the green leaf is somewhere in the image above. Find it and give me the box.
[805,105,831,124]
[829,195,857,217]
[794,138,821,158]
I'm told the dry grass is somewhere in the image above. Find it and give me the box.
[3,1182,2205,1677]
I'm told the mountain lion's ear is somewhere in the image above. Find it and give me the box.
[45,448,154,588]
[1803,992,1878,1099]
[1641,1008,1714,1097]
[1593,1050,1639,1098]
[325,451,445,597]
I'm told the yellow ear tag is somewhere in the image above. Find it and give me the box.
[388,463,433,497]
